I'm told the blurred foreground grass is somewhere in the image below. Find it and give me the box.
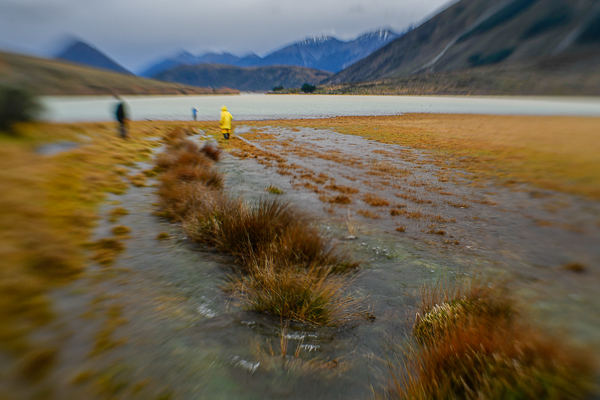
[0,121,179,361]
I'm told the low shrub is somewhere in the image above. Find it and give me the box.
[0,85,41,133]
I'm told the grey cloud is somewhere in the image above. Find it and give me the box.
[0,1,68,23]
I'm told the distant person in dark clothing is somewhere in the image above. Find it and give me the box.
[192,107,197,121]
[114,97,128,138]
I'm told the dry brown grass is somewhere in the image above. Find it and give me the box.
[561,262,586,273]
[227,258,357,326]
[395,193,433,205]
[357,209,380,219]
[363,193,390,207]
[111,225,131,236]
[324,184,359,194]
[89,238,126,266]
[232,114,600,199]
[319,194,352,205]
[379,280,594,400]
[128,173,147,187]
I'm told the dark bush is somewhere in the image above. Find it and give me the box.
[301,83,316,93]
[0,85,41,133]
[272,85,284,92]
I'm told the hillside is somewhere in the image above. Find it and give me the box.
[57,40,132,75]
[140,29,399,76]
[321,51,600,96]
[326,0,600,87]
[0,51,236,96]
[153,64,332,92]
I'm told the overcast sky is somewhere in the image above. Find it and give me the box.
[0,0,454,73]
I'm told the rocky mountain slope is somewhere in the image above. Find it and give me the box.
[326,0,600,84]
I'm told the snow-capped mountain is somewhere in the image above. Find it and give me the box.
[139,28,401,76]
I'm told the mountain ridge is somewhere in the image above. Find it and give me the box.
[140,28,401,77]
[325,0,600,85]
[56,40,132,75]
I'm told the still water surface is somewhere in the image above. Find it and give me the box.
[40,93,600,122]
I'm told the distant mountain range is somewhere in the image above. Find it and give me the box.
[326,0,600,85]
[140,29,400,77]
[56,40,132,75]
[153,64,332,92]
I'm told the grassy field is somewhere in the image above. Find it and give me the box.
[0,51,238,96]
[234,114,600,200]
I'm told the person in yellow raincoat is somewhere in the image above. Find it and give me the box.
[220,106,233,139]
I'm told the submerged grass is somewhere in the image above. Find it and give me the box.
[230,115,600,200]
[155,127,358,325]
[378,279,595,400]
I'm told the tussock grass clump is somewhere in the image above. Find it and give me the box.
[319,194,352,204]
[89,238,126,266]
[156,232,170,240]
[200,142,222,162]
[324,184,359,194]
[265,184,284,194]
[128,173,147,187]
[183,197,350,273]
[111,225,131,236]
[380,280,594,400]
[108,207,129,222]
[228,258,355,326]
[561,262,586,273]
[154,127,358,325]
[363,193,390,207]
[357,209,380,219]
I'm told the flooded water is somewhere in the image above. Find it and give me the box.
[40,93,600,122]
[33,125,600,399]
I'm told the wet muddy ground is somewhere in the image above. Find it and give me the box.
[231,126,600,345]
[17,125,600,399]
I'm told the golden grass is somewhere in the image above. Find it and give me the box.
[228,258,357,326]
[111,225,131,236]
[324,184,359,194]
[319,194,352,205]
[357,209,380,219]
[230,115,600,199]
[363,193,390,207]
[156,232,171,240]
[0,120,167,359]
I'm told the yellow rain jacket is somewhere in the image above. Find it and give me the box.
[220,106,233,130]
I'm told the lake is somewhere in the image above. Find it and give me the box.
[40,93,600,122]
